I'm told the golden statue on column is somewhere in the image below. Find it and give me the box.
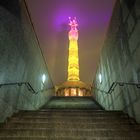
[56,17,91,96]
[68,17,80,81]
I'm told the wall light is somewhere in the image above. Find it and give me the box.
[99,73,102,83]
[42,74,46,83]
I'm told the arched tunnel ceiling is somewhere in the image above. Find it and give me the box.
[26,0,116,86]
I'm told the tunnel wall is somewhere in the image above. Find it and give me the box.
[93,0,140,122]
[0,0,54,122]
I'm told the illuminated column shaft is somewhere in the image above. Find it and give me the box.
[68,17,80,81]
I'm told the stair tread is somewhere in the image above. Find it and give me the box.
[0,136,140,140]
[0,129,140,137]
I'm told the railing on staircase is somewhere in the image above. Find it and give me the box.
[0,82,50,94]
[95,82,140,94]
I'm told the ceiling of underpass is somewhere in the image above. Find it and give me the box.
[25,0,116,86]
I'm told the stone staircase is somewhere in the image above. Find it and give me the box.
[0,97,140,140]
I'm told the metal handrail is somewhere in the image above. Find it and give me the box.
[95,82,140,94]
[0,82,52,94]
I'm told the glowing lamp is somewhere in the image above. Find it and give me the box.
[99,73,102,83]
[42,74,46,83]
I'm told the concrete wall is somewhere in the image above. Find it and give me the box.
[93,0,140,122]
[0,0,54,122]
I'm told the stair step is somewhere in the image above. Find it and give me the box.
[11,116,129,120]
[13,113,128,118]
[15,111,125,117]
[0,136,139,140]
[18,110,123,113]
[0,128,140,137]
[9,117,133,124]
[4,122,140,130]
[15,111,124,116]
[8,120,134,125]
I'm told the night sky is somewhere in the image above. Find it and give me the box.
[26,0,116,86]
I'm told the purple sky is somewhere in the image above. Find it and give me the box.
[26,0,116,85]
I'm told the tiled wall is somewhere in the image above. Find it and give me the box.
[0,0,54,122]
[93,0,140,122]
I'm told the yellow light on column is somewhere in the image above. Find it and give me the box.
[68,17,80,81]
